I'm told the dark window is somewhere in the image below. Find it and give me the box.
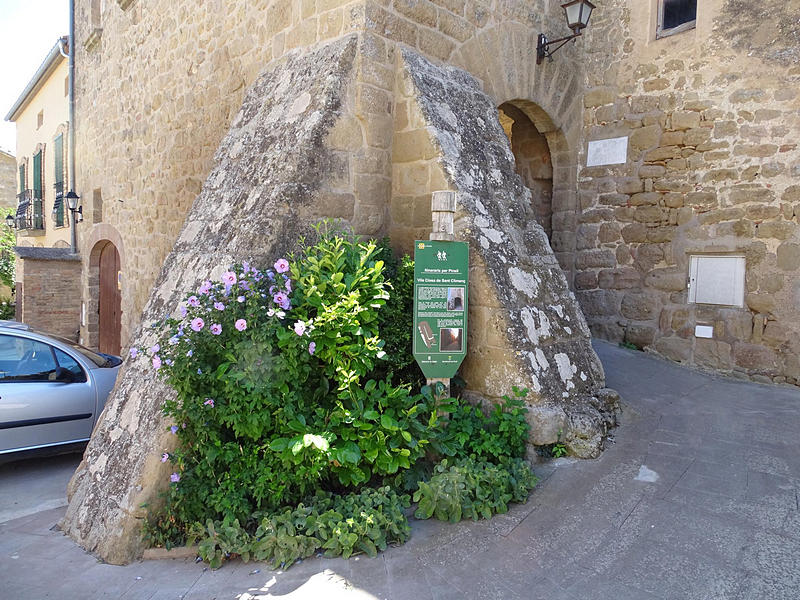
[660,0,696,32]
[0,337,57,381]
[54,348,87,382]
[663,0,696,29]
[18,164,25,194]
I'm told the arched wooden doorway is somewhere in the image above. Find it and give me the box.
[97,241,121,356]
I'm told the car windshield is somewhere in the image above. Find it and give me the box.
[44,333,118,368]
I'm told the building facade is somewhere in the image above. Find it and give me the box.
[5,38,80,338]
[71,0,799,383]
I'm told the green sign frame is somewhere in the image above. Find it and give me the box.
[412,240,469,379]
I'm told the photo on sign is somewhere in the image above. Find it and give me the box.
[417,321,435,349]
[446,287,464,311]
[439,328,463,352]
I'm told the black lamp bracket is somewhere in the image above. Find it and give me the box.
[537,31,582,65]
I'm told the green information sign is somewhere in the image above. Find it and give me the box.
[413,240,469,379]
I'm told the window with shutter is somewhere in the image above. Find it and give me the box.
[54,134,65,227]
[32,151,43,230]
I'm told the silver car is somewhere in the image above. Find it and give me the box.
[0,321,121,459]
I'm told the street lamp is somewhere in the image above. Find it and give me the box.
[537,0,596,65]
[5,214,15,229]
[65,190,82,253]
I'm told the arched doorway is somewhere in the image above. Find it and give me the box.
[498,102,554,240]
[97,241,121,356]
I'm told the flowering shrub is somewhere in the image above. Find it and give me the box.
[141,230,443,538]
[140,227,536,566]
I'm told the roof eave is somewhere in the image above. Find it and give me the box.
[4,37,68,123]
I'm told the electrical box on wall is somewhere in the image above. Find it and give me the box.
[688,254,745,307]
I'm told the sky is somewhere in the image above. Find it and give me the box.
[0,0,68,154]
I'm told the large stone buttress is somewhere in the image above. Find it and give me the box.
[63,35,617,564]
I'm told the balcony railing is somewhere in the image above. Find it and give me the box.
[15,189,45,231]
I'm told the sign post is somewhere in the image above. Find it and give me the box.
[413,191,468,396]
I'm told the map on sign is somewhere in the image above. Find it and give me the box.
[412,240,469,379]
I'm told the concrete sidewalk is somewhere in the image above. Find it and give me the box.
[1,340,799,599]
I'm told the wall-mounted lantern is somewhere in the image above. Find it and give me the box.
[537,0,596,65]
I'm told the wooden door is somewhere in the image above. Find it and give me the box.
[98,242,121,356]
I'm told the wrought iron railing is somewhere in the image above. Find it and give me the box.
[15,189,45,231]
[53,181,65,227]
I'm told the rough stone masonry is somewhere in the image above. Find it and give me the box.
[63,34,617,564]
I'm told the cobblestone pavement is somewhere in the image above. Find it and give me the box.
[1,340,799,599]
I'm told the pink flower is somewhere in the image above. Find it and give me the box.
[293,321,306,336]
[190,317,205,331]
[170,472,180,483]
[152,355,162,370]
[285,279,292,293]
[221,271,237,285]
[273,291,288,306]
[179,305,188,317]
[198,280,212,295]
[150,343,160,354]
[210,323,222,335]
[309,342,316,355]
[235,319,247,331]
[161,453,169,463]
[187,296,200,307]
[204,398,215,407]
[129,347,138,358]
[214,302,225,311]
[274,258,290,274]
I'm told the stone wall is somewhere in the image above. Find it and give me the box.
[0,151,16,209]
[73,0,589,349]
[576,0,800,384]
[13,248,81,339]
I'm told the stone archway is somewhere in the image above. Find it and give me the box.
[498,102,554,240]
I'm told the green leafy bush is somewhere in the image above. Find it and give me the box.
[413,458,538,523]
[433,387,530,463]
[194,486,410,569]
[0,298,14,320]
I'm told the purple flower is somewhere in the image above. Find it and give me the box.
[273,291,288,307]
[150,343,160,354]
[179,305,188,317]
[198,280,212,295]
[187,296,200,307]
[293,321,306,336]
[190,317,205,332]
[274,258,289,274]
[242,261,250,273]
[170,425,179,434]
[241,280,250,291]
[169,335,179,345]
[197,368,202,374]
[214,302,225,311]
[170,472,181,483]
[221,271,237,286]
[152,355,162,370]
[186,349,193,357]
[266,270,275,281]
[204,398,215,407]
[285,279,292,293]
[223,283,232,297]
[237,295,245,303]
[210,323,222,335]
[235,319,247,331]
[129,347,138,358]
[161,453,169,463]
[165,359,173,366]
[309,341,316,355]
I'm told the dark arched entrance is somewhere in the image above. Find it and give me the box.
[498,102,554,240]
[97,241,121,356]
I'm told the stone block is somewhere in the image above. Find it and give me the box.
[598,222,621,243]
[745,205,781,221]
[621,222,647,243]
[729,89,767,103]
[733,144,778,158]
[576,224,599,250]
[745,293,775,314]
[694,339,733,370]
[660,131,684,146]
[629,125,661,151]
[575,249,616,270]
[782,185,800,202]
[598,268,641,290]
[584,88,615,107]
[776,243,800,271]
[671,111,701,131]
[685,191,717,209]
[576,290,620,317]
[633,206,664,223]
[621,292,660,321]
[645,267,685,291]
[734,343,778,372]
[644,145,680,161]
[526,404,568,446]
[629,192,659,206]
[574,270,598,290]
[756,220,796,240]
[655,336,692,362]
[762,321,787,348]
[639,165,666,178]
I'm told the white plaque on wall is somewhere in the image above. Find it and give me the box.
[586,136,628,167]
